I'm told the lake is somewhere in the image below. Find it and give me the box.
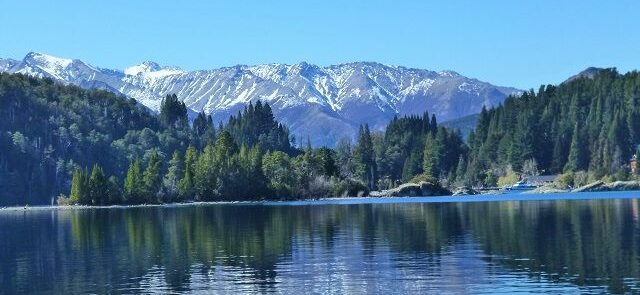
[3,191,640,294]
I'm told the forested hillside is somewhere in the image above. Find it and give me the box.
[0,73,160,205]
[463,69,640,187]
[6,68,637,206]
[0,52,520,146]
[0,73,464,206]
[0,73,292,205]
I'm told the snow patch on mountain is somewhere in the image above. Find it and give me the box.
[18,52,75,80]
[0,52,522,146]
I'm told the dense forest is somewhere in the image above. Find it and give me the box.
[0,73,464,206]
[464,69,640,187]
[3,69,640,206]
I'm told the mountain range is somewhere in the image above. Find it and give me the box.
[0,52,521,146]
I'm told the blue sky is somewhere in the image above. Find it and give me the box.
[0,1,637,89]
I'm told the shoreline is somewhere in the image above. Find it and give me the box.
[0,198,377,211]
[0,200,270,211]
[3,189,640,211]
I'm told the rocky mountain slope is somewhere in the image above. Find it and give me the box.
[0,52,521,146]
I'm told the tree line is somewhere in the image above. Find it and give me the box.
[3,73,462,205]
[5,68,638,205]
[59,93,376,205]
[463,69,640,187]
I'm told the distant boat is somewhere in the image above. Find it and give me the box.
[504,180,538,192]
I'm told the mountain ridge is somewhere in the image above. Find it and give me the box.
[564,67,611,84]
[0,52,522,146]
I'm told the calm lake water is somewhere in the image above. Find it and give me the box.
[3,192,640,294]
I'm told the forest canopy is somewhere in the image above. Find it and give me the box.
[0,73,461,205]
[2,69,639,205]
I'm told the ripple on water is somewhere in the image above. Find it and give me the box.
[2,196,640,294]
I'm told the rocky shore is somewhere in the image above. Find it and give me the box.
[373,179,640,198]
[571,180,640,192]
[519,180,640,194]
[524,186,569,194]
[369,181,451,197]
[452,187,480,196]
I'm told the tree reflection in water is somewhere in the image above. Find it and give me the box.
[0,198,639,293]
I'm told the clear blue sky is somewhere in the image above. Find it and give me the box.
[1,1,637,89]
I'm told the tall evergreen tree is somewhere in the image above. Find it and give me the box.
[430,114,438,133]
[194,142,218,200]
[315,147,338,177]
[422,135,440,180]
[143,152,163,202]
[354,124,377,189]
[163,151,183,201]
[106,176,122,204]
[402,148,422,181]
[454,155,467,185]
[178,145,197,199]
[564,123,586,172]
[87,164,108,205]
[193,111,215,148]
[159,94,188,127]
[69,168,88,204]
[335,138,355,178]
[124,159,144,204]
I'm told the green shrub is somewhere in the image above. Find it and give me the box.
[497,171,519,188]
[554,172,574,188]
[573,171,589,187]
[331,178,369,198]
[409,173,438,184]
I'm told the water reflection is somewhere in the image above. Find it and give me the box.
[462,199,640,293]
[1,198,640,293]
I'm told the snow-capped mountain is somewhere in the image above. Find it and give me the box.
[0,52,521,146]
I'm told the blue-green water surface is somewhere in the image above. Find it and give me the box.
[3,191,640,294]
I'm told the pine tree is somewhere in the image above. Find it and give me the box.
[159,94,188,127]
[422,135,438,180]
[143,152,163,202]
[315,147,338,177]
[214,131,236,162]
[402,148,422,181]
[178,145,197,199]
[69,168,87,204]
[564,123,586,172]
[193,111,215,148]
[430,114,438,134]
[354,124,377,189]
[194,142,217,200]
[551,132,568,173]
[207,131,238,199]
[87,164,108,205]
[335,138,354,178]
[106,176,122,204]
[454,155,467,186]
[163,151,183,201]
[124,159,144,204]
[297,138,318,183]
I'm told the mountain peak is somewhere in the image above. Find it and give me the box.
[19,52,79,80]
[1,52,521,146]
[124,61,183,77]
[564,67,606,83]
[438,70,460,77]
[23,52,73,68]
[124,61,161,75]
